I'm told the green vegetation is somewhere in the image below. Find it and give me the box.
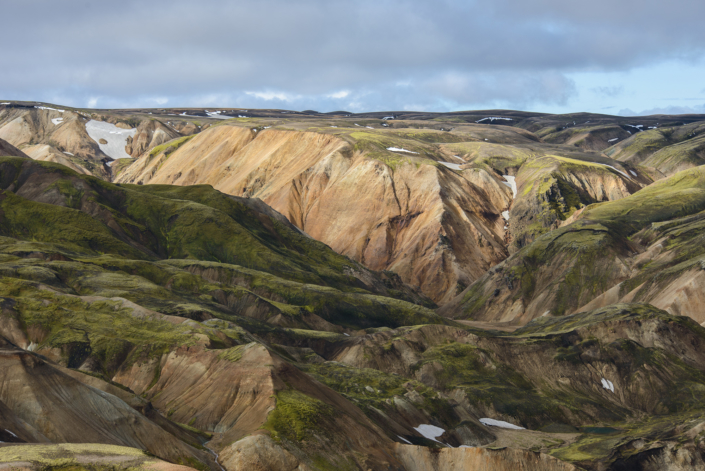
[149,135,194,157]
[262,389,335,441]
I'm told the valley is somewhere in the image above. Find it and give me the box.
[1,101,705,470]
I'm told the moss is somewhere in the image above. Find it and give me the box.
[149,135,194,157]
[262,389,335,441]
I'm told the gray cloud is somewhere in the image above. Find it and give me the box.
[1,0,704,111]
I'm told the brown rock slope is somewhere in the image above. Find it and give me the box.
[0,138,29,158]
[442,165,705,325]
[117,123,520,304]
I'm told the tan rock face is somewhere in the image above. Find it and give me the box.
[395,444,578,471]
[116,126,511,303]
[219,435,309,471]
[125,119,181,157]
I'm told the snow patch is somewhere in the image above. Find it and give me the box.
[35,106,64,113]
[630,170,637,177]
[343,333,350,337]
[601,378,615,393]
[502,175,517,198]
[597,163,630,179]
[382,116,395,120]
[608,138,619,142]
[85,120,136,159]
[4,429,17,438]
[205,111,232,120]
[63,152,74,156]
[502,210,510,220]
[366,126,374,129]
[440,161,462,171]
[480,418,525,430]
[414,424,447,444]
[397,435,412,444]
[387,147,418,154]
[0,102,10,105]
[51,117,64,125]
[476,117,513,123]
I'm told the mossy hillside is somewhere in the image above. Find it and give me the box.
[262,389,335,442]
[619,209,705,300]
[513,303,685,336]
[165,260,446,329]
[442,141,533,172]
[299,361,464,444]
[461,166,705,318]
[347,131,445,169]
[550,411,705,466]
[127,184,380,293]
[0,277,218,373]
[1,157,420,302]
[148,135,194,157]
[0,443,158,468]
[0,189,147,260]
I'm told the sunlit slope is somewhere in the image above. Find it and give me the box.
[442,165,705,324]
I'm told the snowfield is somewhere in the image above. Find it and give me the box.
[51,118,64,125]
[440,161,462,170]
[414,424,447,444]
[502,175,517,198]
[387,147,418,154]
[480,418,525,430]
[85,120,136,159]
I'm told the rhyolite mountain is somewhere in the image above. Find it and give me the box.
[2,102,705,470]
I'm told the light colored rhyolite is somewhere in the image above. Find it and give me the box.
[394,443,578,471]
[116,126,512,303]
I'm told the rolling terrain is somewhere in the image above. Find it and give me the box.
[2,102,705,470]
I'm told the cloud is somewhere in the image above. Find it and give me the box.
[591,86,624,98]
[1,0,704,111]
[618,104,705,116]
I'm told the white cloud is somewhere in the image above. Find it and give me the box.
[245,91,299,102]
[326,90,350,99]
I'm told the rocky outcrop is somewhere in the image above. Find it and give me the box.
[0,137,28,158]
[125,119,182,158]
[395,444,579,471]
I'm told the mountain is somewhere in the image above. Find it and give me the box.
[3,104,705,470]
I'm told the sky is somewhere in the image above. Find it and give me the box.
[2,0,705,115]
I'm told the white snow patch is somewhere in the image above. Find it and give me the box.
[387,147,418,154]
[0,102,10,105]
[343,333,350,336]
[414,424,447,444]
[238,115,247,118]
[608,138,619,142]
[480,418,525,430]
[63,152,74,156]
[85,120,136,159]
[51,117,64,125]
[630,170,637,177]
[440,161,462,171]
[597,163,631,179]
[35,106,64,113]
[476,117,513,123]
[625,124,643,132]
[601,378,615,393]
[502,210,510,220]
[382,116,395,120]
[4,429,17,438]
[484,139,489,141]
[205,111,232,120]
[27,342,37,352]
[502,175,517,198]
[330,126,338,128]
[397,435,412,444]
[366,126,374,129]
